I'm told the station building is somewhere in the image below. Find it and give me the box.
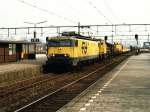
[0,40,40,63]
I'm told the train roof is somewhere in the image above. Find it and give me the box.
[47,32,105,41]
[62,32,96,41]
[47,36,96,41]
[47,32,119,46]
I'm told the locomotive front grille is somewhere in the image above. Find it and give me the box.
[55,54,66,58]
[48,54,70,59]
[48,53,72,65]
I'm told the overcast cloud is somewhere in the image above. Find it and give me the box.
[0,0,149,27]
[0,0,149,46]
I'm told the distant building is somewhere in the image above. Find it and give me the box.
[143,42,150,49]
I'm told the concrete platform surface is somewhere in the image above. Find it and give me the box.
[0,54,47,86]
[0,54,47,72]
[57,53,150,112]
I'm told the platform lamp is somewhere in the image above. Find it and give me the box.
[24,21,47,55]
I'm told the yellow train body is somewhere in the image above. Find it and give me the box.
[123,48,130,53]
[46,33,127,66]
[47,36,101,66]
[99,40,107,55]
[114,43,123,54]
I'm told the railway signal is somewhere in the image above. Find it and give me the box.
[104,36,108,42]
[135,34,138,45]
[135,34,140,54]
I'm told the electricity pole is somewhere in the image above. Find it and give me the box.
[24,21,47,55]
[78,22,80,35]
[24,21,47,40]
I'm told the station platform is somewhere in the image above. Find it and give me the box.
[0,54,47,86]
[57,53,150,112]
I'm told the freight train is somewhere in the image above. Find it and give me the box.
[46,32,128,66]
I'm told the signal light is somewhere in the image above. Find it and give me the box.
[104,36,108,41]
[135,34,138,40]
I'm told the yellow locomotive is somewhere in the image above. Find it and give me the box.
[46,32,127,66]
[46,32,102,66]
[114,42,123,54]
[96,39,108,59]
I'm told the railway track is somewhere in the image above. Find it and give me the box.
[13,55,128,112]
[0,75,52,95]
[0,73,74,111]
[0,58,107,111]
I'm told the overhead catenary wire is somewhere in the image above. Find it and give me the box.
[85,0,113,37]
[101,0,122,35]
[18,0,77,24]
[102,0,122,24]
[90,0,123,35]
[61,0,82,15]
[1,24,150,41]
[87,0,113,24]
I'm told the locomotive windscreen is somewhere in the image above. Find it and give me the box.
[48,39,77,47]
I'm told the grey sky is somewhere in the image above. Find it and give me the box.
[0,0,149,27]
[0,0,149,46]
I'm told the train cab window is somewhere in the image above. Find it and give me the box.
[48,39,76,47]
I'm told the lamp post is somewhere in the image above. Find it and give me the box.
[24,21,47,55]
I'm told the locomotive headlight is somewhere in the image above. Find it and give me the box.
[47,54,51,58]
[64,54,69,57]
[48,54,55,58]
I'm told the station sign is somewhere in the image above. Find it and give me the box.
[31,38,40,42]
